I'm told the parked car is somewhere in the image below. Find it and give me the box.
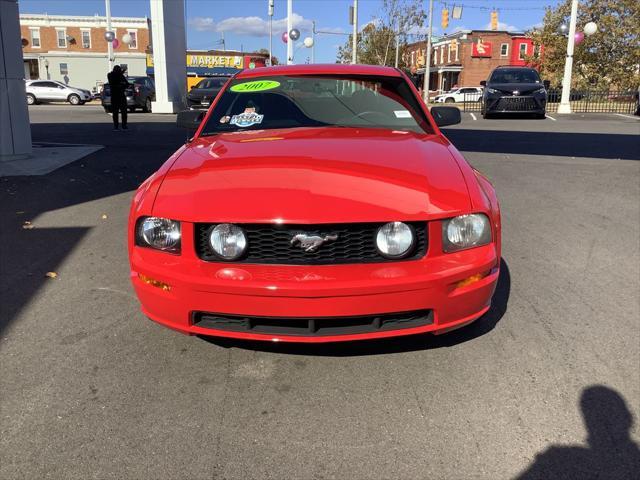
[25,80,92,105]
[434,87,483,103]
[102,76,155,113]
[186,77,230,109]
[480,66,548,119]
[128,64,501,343]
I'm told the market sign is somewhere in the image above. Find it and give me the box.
[471,40,492,58]
[188,54,243,69]
[146,54,243,69]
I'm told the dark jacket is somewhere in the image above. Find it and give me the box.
[107,70,128,99]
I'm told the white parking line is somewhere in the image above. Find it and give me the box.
[469,113,477,121]
[545,114,557,121]
[614,113,639,120]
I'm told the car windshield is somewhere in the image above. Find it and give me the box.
[199,74,433,136]
[490,68,541,84]
[196,78,228,89]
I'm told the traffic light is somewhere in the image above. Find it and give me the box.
[441,8,449,29]
[490,11,498,30]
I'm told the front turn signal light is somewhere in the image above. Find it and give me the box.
[455,271,490,289]
[138,273,171,291]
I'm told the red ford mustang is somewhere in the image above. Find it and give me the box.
[128,64,501,343]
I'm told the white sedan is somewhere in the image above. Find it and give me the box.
[434,87,483,103]
[25,80,92,105]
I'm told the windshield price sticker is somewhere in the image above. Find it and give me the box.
[394,110,412,118]
[230,80,281,93]
[230,112,264,127]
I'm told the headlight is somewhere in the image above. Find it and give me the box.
[209,223,247,260]
[442,214,491,253]
[535,87,546,94]
[376,222,415,258]
[487,88,499,94]
[136,216,181,252]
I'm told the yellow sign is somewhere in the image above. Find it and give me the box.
[146,54,243,69]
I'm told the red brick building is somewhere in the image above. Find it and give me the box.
[405,30,542,92]
[20,14,150,91]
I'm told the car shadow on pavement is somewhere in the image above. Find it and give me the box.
[514,385,640,479]
[200,258,510,357]
[442,128,640,160]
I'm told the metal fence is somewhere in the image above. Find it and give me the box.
[458,90,638,114]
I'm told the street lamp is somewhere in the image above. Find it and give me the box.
[557,0,598,114]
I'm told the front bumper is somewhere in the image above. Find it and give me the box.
[485,95,546,113]
[130,222,499,342]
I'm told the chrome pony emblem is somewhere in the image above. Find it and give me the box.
[290,233,338,252]
[512,90,520,95]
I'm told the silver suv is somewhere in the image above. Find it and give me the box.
[25,80,92,105]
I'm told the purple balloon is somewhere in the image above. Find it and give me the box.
[574,31,585,45]
[281,32,288,43]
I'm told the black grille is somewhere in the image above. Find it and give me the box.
[193,310,433,336]
[195,222,427,264]
[496,96,537,111]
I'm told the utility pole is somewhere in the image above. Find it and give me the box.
[422,0,434,102]
[352,0,358,64]
[105,0,113,71]
[394,17,400,68]
[312,21,316,63]
[558,0,578,114]
[268,0,274,65]
[287,0,293,64]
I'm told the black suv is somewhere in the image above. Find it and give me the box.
[481,66,549,119]
[102,76,155,113]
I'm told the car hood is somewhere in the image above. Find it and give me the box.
[152,127,471,223]
[487,83,544,95]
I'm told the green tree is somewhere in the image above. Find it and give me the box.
[529,0,640,90]
[337,0,425,67]
[256,48,279,66]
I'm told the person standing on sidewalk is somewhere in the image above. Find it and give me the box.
[107,65,128,130]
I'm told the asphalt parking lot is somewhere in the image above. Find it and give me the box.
[1,105,639,479]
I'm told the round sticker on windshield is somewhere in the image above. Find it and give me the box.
[230,80,280,93]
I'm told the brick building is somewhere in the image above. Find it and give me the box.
[20,14,150,92]
[405,30,542,92]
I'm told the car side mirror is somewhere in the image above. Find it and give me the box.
[543,80,550,89]
[480,80,487,87]
[430,106,461,127]
[177,109,206,130]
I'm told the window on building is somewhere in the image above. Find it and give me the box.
[500,43,509,57]
[440,46,444,64]
[533,45,541,58]
[519,43,527,60]
[30,28,40,48]
[81,30,91,49]
[447,44,451,63]
[127,30,138,49]
[59,63,68,75]
[56,29,67,48]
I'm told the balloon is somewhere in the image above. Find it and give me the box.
[281,31,288,43]
[289,28,300,41]
[122,33,133,45]
[584,21,598,36]
[557,23,568,35]
[104,30,115,42]
[112,38,120,49]
[303,37,314,48]
[574,31,584,45]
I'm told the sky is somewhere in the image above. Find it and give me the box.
[17,0,559,63]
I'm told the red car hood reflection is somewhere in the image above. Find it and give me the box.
[152,127,471,223]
